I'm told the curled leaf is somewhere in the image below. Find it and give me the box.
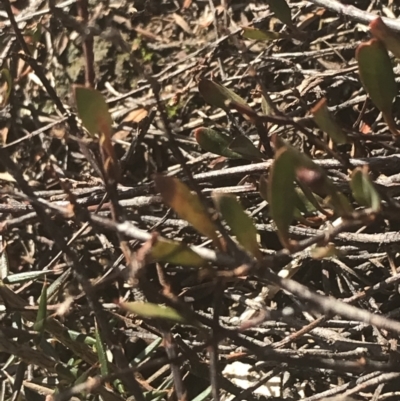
[370,17,400,59]
[311,98,348,144]
[213,193,262,260]
[154,175,219,243]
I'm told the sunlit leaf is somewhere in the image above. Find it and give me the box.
[95,320,109,376]
[273,136,353,217]
[350,166,381,212]
[370,17,400,59]
[311,98,348,144]
[228,135,265,161]
[0,69,12,107]
[356,39,398,135]
[119,302,197,325]
[74,85,120,180]
[194,128,243,159]
[267,0,292,26]
[213,193,262,260]
[268,147,297,250]
[198,79,248,109]
[150,238,206,267]
[74,86,113,138]
[310,244,343,260]
[242,27,283,41]
[33,281,47,337]
[154,175,219,243]
[261,95,275,116]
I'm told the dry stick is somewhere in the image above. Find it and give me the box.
[0,150,146,401]
[209,281,223,401]
[308,0,400,33]
[258,265,400,335]
[76,0,95,88]
[13,190,400,339]
[88,212,400,337]
[193,154,400,182]
[302,372,381,401]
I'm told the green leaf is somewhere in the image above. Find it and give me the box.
[131,337,162,365]
[273,136,353,217]
[74,86,113,138]
[356,39,398,135]
[0,69,12,107]
[311,98,348,144]
[228,135,265,161]
[213,193,262,260]
[242,27,283,41]
[119,302,196,325]
[33,281,48,336]
[350,166,381,212]
[198,79,248,109]
[150,238,206,267]
[261,95,275,116]
[194,128,243,159]
[370,17,400,59]
[268,147,297,250]
[154,175,220,244]
[74,85,120,180]
[267,0,292,26]
[95,320,109,376]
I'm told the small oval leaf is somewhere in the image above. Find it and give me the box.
[120,302,196,326]
[268,147,297,250]
[194,128,243,159]
[242,27,283,41]
[356,39,398,135]
[151,238,206,267]
[350,166,381,212]
[154,175,219,243]
[213,193,262,260]
[311,98,348,144]
[198,79,248,109]
[267,0,292,26]
[74,86,113,137]
[228,135,265,161]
